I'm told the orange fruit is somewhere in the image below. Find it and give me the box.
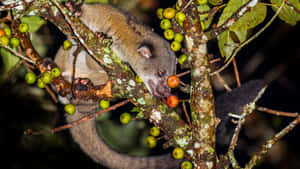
[0,29,5,37]
[167,75,180,88]
[167,95,179,108]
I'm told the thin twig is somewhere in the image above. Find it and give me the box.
[257,106,298,117]
[215,73,232,92]
[25,99,130,135]
[179,81,187,86]
[181,0,193,12]
[176,70,190,77]
[210,0,285,75]
[209,58,221,64]
[6,60,22,79]
[232,58,241,87]
[227,86,267,168]
[49,0,113,69]
[245,115,300,169]
[0,42,36,64]
[182,102,192,128]
[45,85,58,103]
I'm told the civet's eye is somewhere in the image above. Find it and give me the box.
[137,45,152,59]
[157,69,166,77]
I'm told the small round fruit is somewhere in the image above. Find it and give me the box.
[170,41,181,52]
[120,112,131,124]
[0,36,9,46]
[160,19,172,30]
[63,40,72,50]
[167,75,180,88]
[172,147,184,159]
[64,104,76,115]
[146,136,157,148]
[99,100,110,109]
[163,8,176,19]
[25,72,36,84]
[10,37,20,48]
[156,8,164,19]
[150,126,160,137]
[181,161,193,169]
[51,67,61,77]
[0,29,5,36]
[18,23,29,33]
[41,72,52,84]
[197,0,208,5]
[175,12,186,23]
[167,95,179,108]
[164,29,175,40]
[174,33,184,42]
[135,75,143,83]
[4,27,11,37]
[178,54,188,65]
[37,78,46,88]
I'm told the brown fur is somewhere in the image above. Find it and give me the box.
[55,3,180,169]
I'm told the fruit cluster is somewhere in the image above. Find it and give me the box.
[156,5,186,52]
[0,24,21,49]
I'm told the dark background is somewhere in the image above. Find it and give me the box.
[1,0,300,169]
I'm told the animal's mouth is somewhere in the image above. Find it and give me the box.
[148,79,171,98]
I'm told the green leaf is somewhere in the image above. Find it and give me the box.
[0,47,20,73]
[20,16,46,33]
[217,0,266,30]
[217,0,248,27]
[198,4,213,30]
[230,3,267,31]
[217,30,248,60]
[270,0,300,26]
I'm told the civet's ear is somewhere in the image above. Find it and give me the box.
[138,45,152,59]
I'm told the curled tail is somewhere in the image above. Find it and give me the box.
[66,105,181,169]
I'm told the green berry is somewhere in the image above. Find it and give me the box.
[170,41,181,52]
[163,8,176,19]
[156,8,164,20]
[197,0,208,5]
[41,72,52,84]
[51,67,61,77]
[175,12,186,23]
[160,19,172,30]
[178,54,188,65]
[164,29,175,40]
[37,78,45,88]
[18,23,29,33]
[99,99,110,109]
[181,161,193,169]
[0,36,9,46]
[25,72,36,84]
[63,40,72,50]
[146,136,157,148]
[64,104,76,115]
[10,37,20,48]
[174,33,184,42]
[4,27,11,37]
[150,126,160,137]
[172,147,184,159]
[120,112,131,124]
